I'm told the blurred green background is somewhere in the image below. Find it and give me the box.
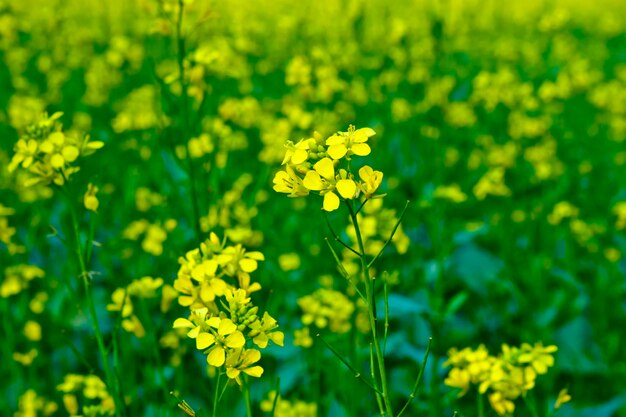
[1,0,626,416]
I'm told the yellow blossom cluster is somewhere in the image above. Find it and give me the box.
[273,125,384,211]
[14,389,58,417]
[260,391,317,417]
[1,264,44,298]
[444,343,563,416]
[57,374,115,417]
[106,276,177,338]
[172,232,283,384]
[0,204,24,254]
[297,288,355,334]
[8,112,104,187]
[122,219,177,256]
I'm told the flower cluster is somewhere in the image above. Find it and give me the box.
[297,288,355,333]
[14,389,58,417]
[107,276,176,338]
[260,391,317,417]
[444,343,564,416]
[1,264,45,298]
[122,219,177,257]
[0,204,24,254]
[172,232,283,384]
[57,374,115,417]
[273,125,384,211]
[8,112,104,187]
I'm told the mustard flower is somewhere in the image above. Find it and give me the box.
[173,307,211,338]
[281,139,311,165]
[517,342,557,375]
[225,348,264,385]
[196,317,245,366]
[358,165,383,198]
[555,388,571,409]
[326,125,375,160]
[303,157,357,211]
[273,165,310,197]
[83,183,99,212]
[488,391,515,416]
[249,312,285,348]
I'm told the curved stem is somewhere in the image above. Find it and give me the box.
[175,0,202,243]
[60,186,125,417]
[346,201,393,417]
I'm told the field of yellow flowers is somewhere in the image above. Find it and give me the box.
[2,0,626,416]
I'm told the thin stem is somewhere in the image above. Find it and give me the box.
[347,201,393,417]
[270,378,281,417]
[60,186,125,417]
[367,200,410,269]
[396,337,432,417]
[213,371,222,417]
[370,343,385,416]
[323,211,360,257]
[175,0,202,243]
[243,374,252,417]
[382,273,389,354]
[316,333,381,394]
[324,238,366,302]
[478,392,485,417]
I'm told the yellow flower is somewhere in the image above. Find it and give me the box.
[358,165,384,198]
[444,368,471,397]
[173,308,210,338]
[326,125,375,160]
[225,348,264,385]
[488,391,515,416]
[84,183,99,212]
[517,343,557,375]
[249,312,285,348]
[303,157,357,211]
[23,320,42,341]
[273,165,310,197]
[555,388,571,409]
[281,139,312,165]
[196,317,245,367]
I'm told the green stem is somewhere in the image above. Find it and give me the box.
[243,375,253,417]
[347,201,393,417]
[61,186,125,417]
[175,0,202,243]
[213,371,222,417]
[478,392,485,417]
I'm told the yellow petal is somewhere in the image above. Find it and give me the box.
[87,141,105,150]
[351,143,371,156]
[323,192,340,211]
[359,165,374,180]
[314,158,335,180]
[243,349,261,362]
[218,319,237,335]
[336,179,357,199]
[303,171,323,190]
[353,127,376,142]
[239,258,257,273]
[226,367,241,380]
[50,154,65,168]
[291,149,308,165]
[196,332,215,349]
[246,251,265,261]
[325,134,343,145]
[226,331,246,348]
[173,318,194,329]
[327,144,347,160]
[207,347,226,367]
[62,146,80,162]
[244,366,264,378]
